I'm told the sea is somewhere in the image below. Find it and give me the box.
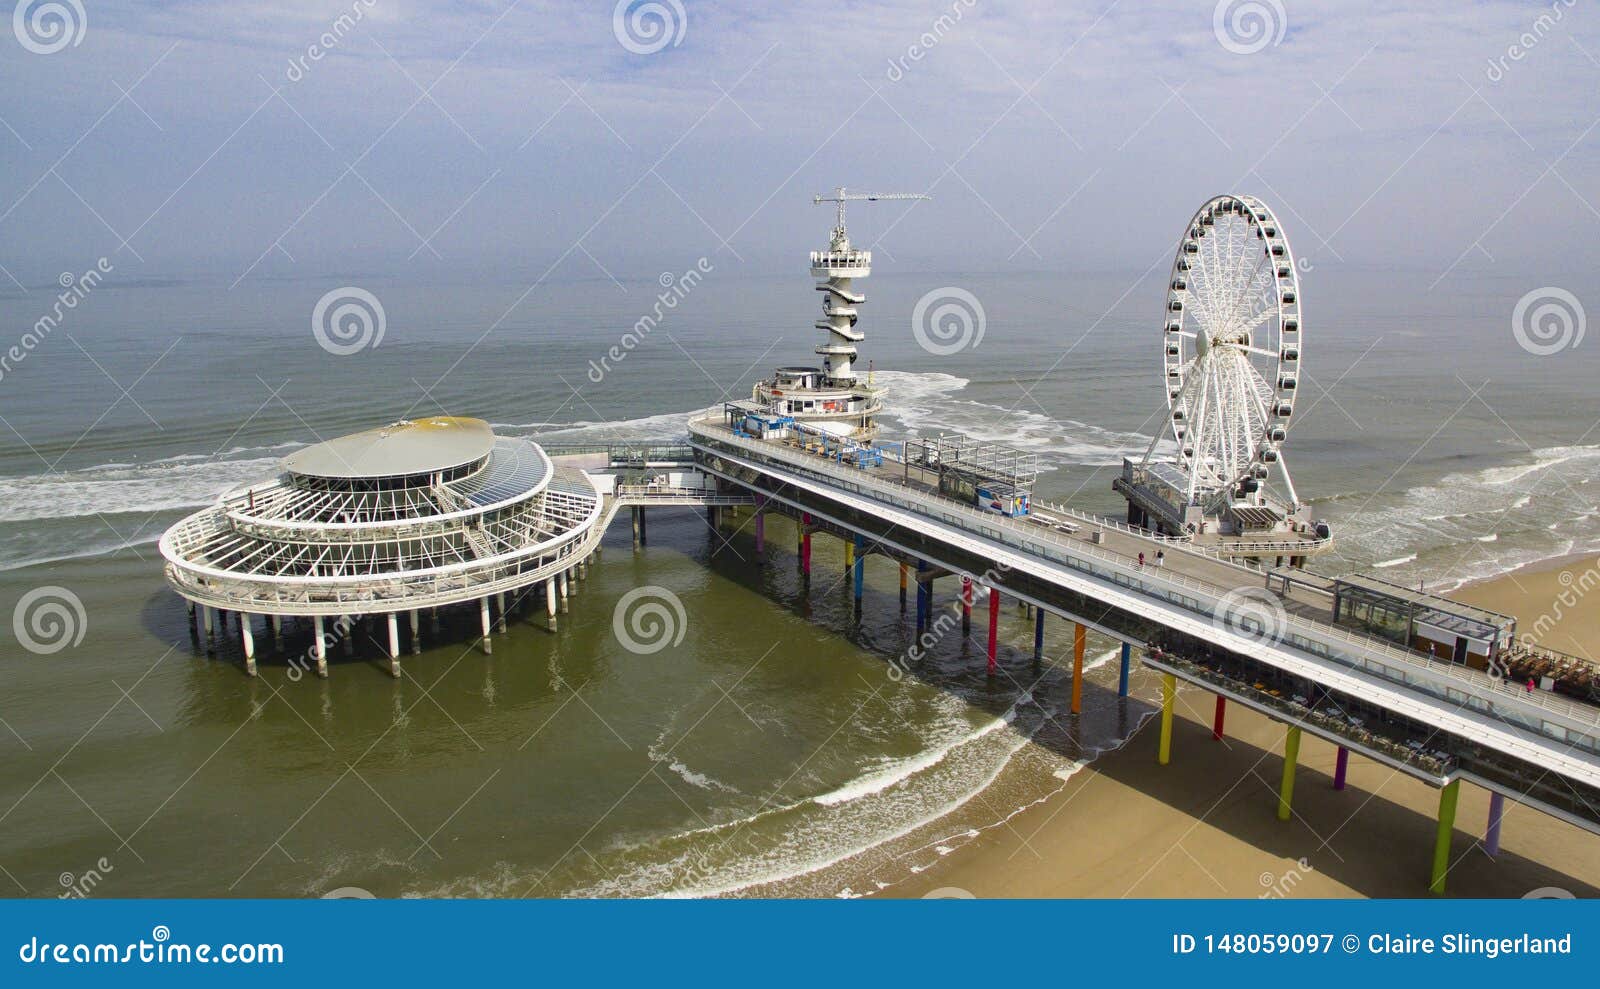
[0,263,1595,897]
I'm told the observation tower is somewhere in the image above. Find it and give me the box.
[748,187,928,438]
[160,417,603,676]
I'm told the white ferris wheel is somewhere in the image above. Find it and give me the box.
[1145,194,1303,511]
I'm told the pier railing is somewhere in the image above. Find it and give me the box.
[690,420,1600,753]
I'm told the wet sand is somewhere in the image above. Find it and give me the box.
[891,556,1600,899]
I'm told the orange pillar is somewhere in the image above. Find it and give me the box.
[1071,622,1086,714]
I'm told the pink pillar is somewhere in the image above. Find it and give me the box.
[986,586,999,676]
[800,513,811,576]
[1333,746,1349,791]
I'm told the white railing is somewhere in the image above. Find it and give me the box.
[690,420,1600,748]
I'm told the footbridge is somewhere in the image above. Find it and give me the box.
[684,416,1600,893]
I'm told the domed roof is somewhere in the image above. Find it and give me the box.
[284,417,496,480]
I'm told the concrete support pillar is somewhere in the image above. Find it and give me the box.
[1118,642,1131,697]
[313,615,328,678]
[1333,746,1349,791]
[852,535,865,603]
[203,605,215,647]
[496,592,508,630]
[559,571,569,613]
[1212,695,1227,741]
[269,614,283,651]
[1278,725,1302,822]
[342,617,355,655]
[754,499,766,556]
[1033,607,1045,667]
[386,612,401,677]
[1431,779,1462,894]
[1071,622,1086,714]
[1485,791,1505,857]
[241,616,257,677]
[960,577,973,635]
[480,598,493,655]
[1158,673,1175,765]
[409,609,420,653]
[546,577,558,632]
[632,506,642,550]
[986,586,999,677]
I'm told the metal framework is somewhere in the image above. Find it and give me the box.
[161,432,603,616]
[1143,193,1303,512]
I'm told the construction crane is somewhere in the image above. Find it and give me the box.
[812,187,930,245]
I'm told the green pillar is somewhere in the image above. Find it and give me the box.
[1430,779,1461,894]
[1277,725,1302,821]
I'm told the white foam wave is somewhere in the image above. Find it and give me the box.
[0,455,283,524]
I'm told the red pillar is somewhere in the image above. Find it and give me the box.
[800,513,811,576]
[961,577,973,634]
[1212,695,1226,741]
[986,586,999,676]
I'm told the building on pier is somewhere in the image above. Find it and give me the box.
[159,416,603,676]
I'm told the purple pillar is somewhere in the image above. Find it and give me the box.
[1486,792,1505,857]
[1333,746,1349,791]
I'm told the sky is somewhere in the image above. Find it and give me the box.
[0,0,1597,287]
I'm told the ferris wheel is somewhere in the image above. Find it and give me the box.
[1150,194,1302,510]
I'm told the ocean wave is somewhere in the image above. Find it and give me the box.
[0,455,285,524]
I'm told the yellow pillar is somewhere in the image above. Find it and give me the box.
[1277,725,1302,822]
[1157,673,1175,765]
[844,539,855,569]
[1430,779,1461,894]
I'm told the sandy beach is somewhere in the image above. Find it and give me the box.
[891,555,1600,899]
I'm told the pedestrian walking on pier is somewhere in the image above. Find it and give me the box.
[1138,552,1145,568]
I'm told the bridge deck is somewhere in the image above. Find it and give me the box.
[688,418,1600,804]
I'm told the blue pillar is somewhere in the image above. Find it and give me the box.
[915,560,928,632]
[1033,607,1045,664]
[1118,642,1131,697]
[852,535,865,602]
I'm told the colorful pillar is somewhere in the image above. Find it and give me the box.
[915,561,928,632]
[961,577,972,635]
[1333,746,1349,791]
[1431,779,1461,894]
[1485,791,1505,858]
[1118,642,1130,697]
[899,563,908,612]
[1277,725,1302,822]
[1211,695,1226,741]
[754,496,765,555]
[852,535,865,602]
[986,585,999,676]
[1071,622,1086,714]
[800,513,812,577]
[1157,673,1175,765]
[1033,607,1045,666]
